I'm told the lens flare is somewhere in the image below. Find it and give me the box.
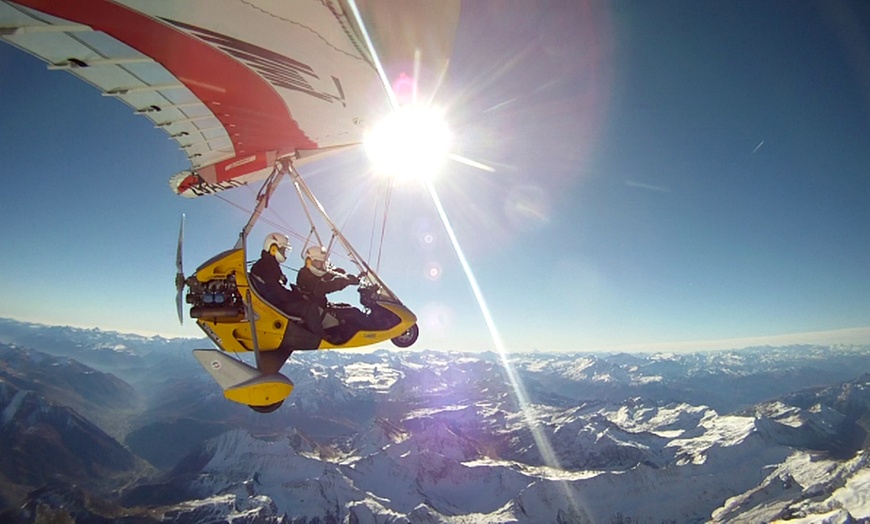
[420,302,453,333]
[425,181,581,514]
[424,261,443,281]
[346,0,585,510]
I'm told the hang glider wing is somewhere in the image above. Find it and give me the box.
[0,0,460,197]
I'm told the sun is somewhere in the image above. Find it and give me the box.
[364,106,453,182]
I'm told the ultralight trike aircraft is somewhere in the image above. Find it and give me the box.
[177,156,419,413]
[1,0,459,412]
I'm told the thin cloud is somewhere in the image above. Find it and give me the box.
[597,326,870,354]
[625,180,671,193]
[752,140,765,154]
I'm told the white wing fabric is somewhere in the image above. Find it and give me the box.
[0,0,459,197]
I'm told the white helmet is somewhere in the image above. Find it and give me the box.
[305,246,328,276]
[264,232,290,263]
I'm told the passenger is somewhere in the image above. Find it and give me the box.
[250,233,326,339]
[297,246,369,339]
[297,246,359,304]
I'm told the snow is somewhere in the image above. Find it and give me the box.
[712,451,870,522]
[825,465,870,518]
[603,402,708,437]
[162,493,278,522]
[308,367,328,379]
[108,346,870,520]
[551,357,596,379]
[592,372,614,382]
[667,413,756,465]
[758,401,805,427]
[343,362,402,391]
[177,393,795,522]
[7,321,870,523]
[632,375,663,384]
[506,462,603,482]
[773,509,854,524]
[406,403,474,419]
[776,453,870,521]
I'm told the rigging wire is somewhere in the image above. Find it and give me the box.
[334,204,358,271]
[375,180,393,273]
[367,181,384,263]
[214,192,305,244]
[211,164,394,272]
[244,182,296,235]
[214,185,326,269]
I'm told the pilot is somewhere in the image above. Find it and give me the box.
[297,246,360,305]
[250,233,326,339]
[297,246,368,338]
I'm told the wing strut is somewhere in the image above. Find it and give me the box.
[282,157,402,303]
[232,153,411,321]
[244,289,262,370]
[234,164,284,250]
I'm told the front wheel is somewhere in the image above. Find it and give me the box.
[391,324,419,348]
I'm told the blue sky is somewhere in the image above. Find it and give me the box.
[1,1,869,352]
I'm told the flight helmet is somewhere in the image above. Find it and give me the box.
[305,246,328,276]
[264,232,290,263]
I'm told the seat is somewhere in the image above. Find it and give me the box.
[247,272,305,324]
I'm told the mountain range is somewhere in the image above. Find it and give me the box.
[1,317,869,522]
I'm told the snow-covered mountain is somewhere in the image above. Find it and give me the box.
[2,318,870,522]
[135,378,869,522]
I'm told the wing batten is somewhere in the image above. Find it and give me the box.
[13,0,313,159]
[1,22,90,34]
[1,1,238,170]
[103,83,186,96]
[47,56,154,69]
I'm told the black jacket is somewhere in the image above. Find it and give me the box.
[296,264,358,306]
[250,250,327,339]
[250,250,291,304]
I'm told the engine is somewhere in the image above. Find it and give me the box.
[186,274,245,321]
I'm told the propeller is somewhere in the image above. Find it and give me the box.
[175,213,186,325]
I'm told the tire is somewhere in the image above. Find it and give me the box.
[249,400,284,413]
[391,324,419,348]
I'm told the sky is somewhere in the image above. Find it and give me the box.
[1,1,869,353]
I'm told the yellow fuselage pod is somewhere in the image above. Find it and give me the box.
[193,249,290,354]
[318,301,417,350]
[191,249,417,353]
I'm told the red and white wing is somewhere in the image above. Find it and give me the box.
[0,0,459,198]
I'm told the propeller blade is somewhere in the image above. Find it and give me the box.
[176,213,185,275]
[176,287,184,325]
[175,213,186,325]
